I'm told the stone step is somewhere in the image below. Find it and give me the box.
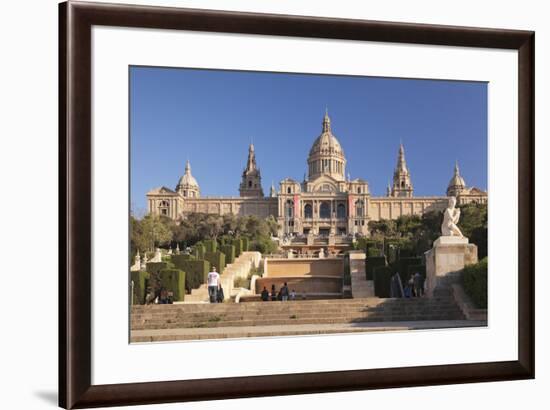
[132,313,465,330]
[132,303,460,316]
[134,297,455,309]
[134,314,465,328]
[132,302,462,313]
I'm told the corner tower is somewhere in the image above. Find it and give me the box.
[390,143,413,197]
[239,143,264,197]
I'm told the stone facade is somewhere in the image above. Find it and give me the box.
[146,111,487,236]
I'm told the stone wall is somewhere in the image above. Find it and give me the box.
[265,258,344,278]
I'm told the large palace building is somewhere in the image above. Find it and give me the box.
[146,112,487,237]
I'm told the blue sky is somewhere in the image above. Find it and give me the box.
[130,66,487,214]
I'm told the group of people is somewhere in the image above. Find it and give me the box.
[207,267,225,303]
[260,283,298,302]
[390,271,424,298]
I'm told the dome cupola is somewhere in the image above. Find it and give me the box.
[176,160,200,198]
[307,110,346,182]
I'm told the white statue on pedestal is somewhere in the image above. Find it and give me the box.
[318,248,325,259]
[130,251,141,272]
[151,247,162,262]
[441,196,463,237]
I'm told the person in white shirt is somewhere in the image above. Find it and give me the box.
[207,267,220,303]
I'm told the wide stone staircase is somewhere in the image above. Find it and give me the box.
[184,251,261,303]
[132,296,466,333]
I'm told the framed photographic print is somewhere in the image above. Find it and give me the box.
[59,1,534,408]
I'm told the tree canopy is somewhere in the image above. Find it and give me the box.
[366,202,487,259]
[131,212,280,257]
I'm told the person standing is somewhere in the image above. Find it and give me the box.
[413,272,424,297]
[207,266,220,303]
[261,286,269,301]
[281,282,289,302]
[271,284,277,301]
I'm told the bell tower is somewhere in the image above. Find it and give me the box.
[239,143,264,197]
[390,143,413,197]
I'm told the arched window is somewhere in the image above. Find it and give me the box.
[287,187,292,194]
[355,200,364,217]
[159,200,170,216]
[337,203,346,218]
[248,180,252,188]
[304,204,313,219]
[286,200,294,218]
[320,202,331,219]
[401,181,405,188]
[357,187,361,194]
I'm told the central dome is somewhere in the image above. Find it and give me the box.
[307,111,346,182]
[309,112,345,157]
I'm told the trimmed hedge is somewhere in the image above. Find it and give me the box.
[233,239,243,257]
[145,261,171,276]
[366,256,386,280]
[241,237,249,252]
[204,239,217,253]
[462,257,488,308]
[373,266,392,298]
[194,243,206,259]
[221,244,235,264]
[204,251,226,275]
[131,270,150,305]
[384,238,414,262]
[171,256,210,292]
[159,269,186,302]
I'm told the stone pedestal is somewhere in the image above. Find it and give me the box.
[425,236,478,297]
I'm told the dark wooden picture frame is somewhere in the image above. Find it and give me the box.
[59,1,535,408]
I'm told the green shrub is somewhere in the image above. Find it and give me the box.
[159,269,186,301]
[204,251,226,275]
[145,262,169,275]
[384,238,414,262]
[241,237,249,252]
[462,257,488,308]
[373,266,392,298]
[131,270,150,305]
[203,239,217,253]
[171,256,210,292]
[367,247,382,257]
[233,239,243,257]
[250,237,278,254]
[178,254,196,260]
[220,245,235,264]
[357,238,383,254]
[366,256,386,280]
[194,243,206,259]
